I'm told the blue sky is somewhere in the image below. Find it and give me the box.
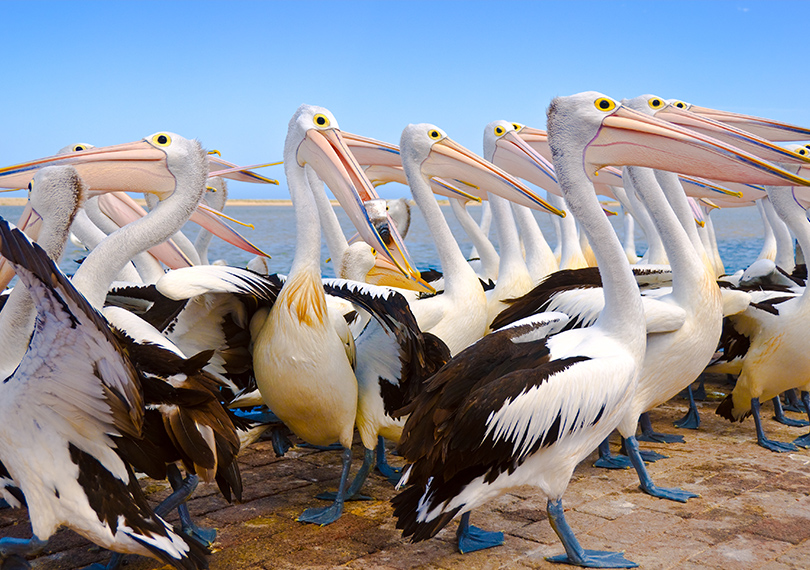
[2,1,808,199]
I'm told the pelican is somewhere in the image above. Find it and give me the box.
[0,216,209,569]
[391,92,810,566]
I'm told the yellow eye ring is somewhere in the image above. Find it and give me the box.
[428,129,442,140]
[672,100,688,109]
[799,148,808,156]
[494,125,506,136]
[370,247,376,256]
[73,144,86,152]
[313,113,330,127]
[594,97,616,112]
[511,122,524,131]
[648,98,665,110]
[152,133,172,146]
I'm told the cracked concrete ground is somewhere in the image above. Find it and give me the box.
[4,374,810,569]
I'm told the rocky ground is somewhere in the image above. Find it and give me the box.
[4,374,810,570]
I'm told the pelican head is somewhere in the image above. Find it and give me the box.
[400,123,564,216]
[484,120,562,196]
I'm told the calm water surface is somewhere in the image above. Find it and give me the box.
[0,203,771,279]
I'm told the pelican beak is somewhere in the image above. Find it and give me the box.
[491,130,563,196]
[685,104,810,142]
[422,137,565,215]
[677,175,744,199]
[687,197,706,227]
[512,126,553,162]
[208,156,281,184]
[96,193,194,269]
[361,164,407,187]
[341,131,402,167]
[586,105,810,187]
[189,204,271,258]
[366,255,434,292]
[654,105,810,167]
[429,178,482,202]
[0,140,177,198]
[297,127,430,291]
[0,204,43,290]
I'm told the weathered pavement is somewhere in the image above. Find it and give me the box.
[5,374,810,569]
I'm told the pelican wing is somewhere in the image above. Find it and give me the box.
[0,221,142,481]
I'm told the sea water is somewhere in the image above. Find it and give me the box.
[0,203,772,280]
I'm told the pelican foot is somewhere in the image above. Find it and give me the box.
[772,415,809,428]
[594,455,631,470]
[636,431,684,444]
[81,553,123,570]
[640,484,699,503]
[315,490,372,501]
[298,502,344,526]
[674,407,701,430]
[638,450,667,462]
[782,389,805,413]
[298,442,344,451]
[183,524,217,547]
[692,381,706,401]
[792,433,810,448]
[232,406,281,424]
[783,403,806,414]
[546,550,638,568]
[375,436,402,485]
[757,437,798,453]
[0,538,46,559]
[457,525,504,554]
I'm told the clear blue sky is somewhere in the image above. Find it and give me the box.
[2,1,808,199]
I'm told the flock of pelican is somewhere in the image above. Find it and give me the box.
[0,91,808,569]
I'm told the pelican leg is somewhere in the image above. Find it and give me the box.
[792,392,810,448]
[456,511,503,553]
[593,436,631,469]
[673,385,701,430]
[623,436,697,503]
[783,389,805,413]
[545,498,637,568]
[165,465,216,546]
[316,447,374,501]
[772,395,809,427]
[620,437,666,463]
[375,436,402,485]
[636,412,684,443]
[299,447,352,525]
[693,377,706,400]
[270,427,293,457]
[752,398,797,452]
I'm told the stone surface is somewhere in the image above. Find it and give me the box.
[4,376,810,569]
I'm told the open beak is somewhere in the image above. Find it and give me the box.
[586,105,810,187]
[491,130,562,196]
[685,104,810,142]
[297,127,431,292]
[421,137,565,215]
[0,140,176,198]
[654,105,810,167]
[687,197,706,227]
[208,156,281,184]
[365,254,435,292]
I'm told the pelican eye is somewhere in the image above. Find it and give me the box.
[313,113,330,127]
[73,145,86,152]
[594,97,616,112]
[673,101,688,109]
[494,125,506,136]
[799,148,808,156]
[27,182,32,192]
[648,98,664,110]
[428,129,442,140]
[152,133,172,146]
[370,247,376,256]
[511,122,524,131]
